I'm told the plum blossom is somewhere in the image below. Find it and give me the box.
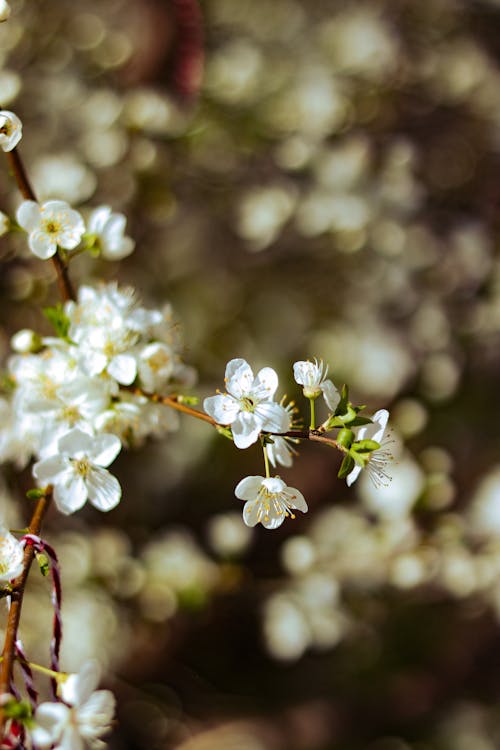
[204,358,288,449]
[346,408,392,487]
[235,475,308,529]
[0,110,21,151]
[87,205,135,260]
[31,660,115,750]
[293,358,340,411]
[265,401,297,468]
[32,428,122,515]
[16,200,85,259]
[0,527,23,582]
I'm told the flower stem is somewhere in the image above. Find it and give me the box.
[261,437,271,478]
[308,397,316,430]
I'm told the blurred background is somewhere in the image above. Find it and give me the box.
[3,0,500,748]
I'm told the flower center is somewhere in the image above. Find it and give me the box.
[240,396,255,412]
[43,219,61,236]
[72,457,90,477]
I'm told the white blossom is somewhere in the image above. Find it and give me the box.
[293,358,340,410]
[0,110,21,151]
[235,475,308,529]
[32,428,122,515]
[0,527,23,582]
[87,205,135,260]
[204,358,288,449]
[346,408,392,487]
[0,1,11,23]
[32,660,115,750]
[16,200,85,259]
[265,402,296,468]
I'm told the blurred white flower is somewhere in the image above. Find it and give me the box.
[235,475,308,529]
[87,205,135,260]
[0,110,21,151]
[0,1,10,22]
[204,358,287,449]
[32,660,115,750]
[16,200,85,259]
[0,527,23,582]
[33,428,122,515]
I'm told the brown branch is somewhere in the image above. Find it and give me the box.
[5,149,75,302]
[0,489,52,731]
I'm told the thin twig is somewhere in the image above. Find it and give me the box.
[5,149,75,302]
[0,489,52,731]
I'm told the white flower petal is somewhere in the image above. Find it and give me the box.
[16,200,40,231]
[107,353,137,385]
[321,379,340,412]
[61,661,100,707]
[225,359,254,398]
[254,367,279,399]
[54,476,88,515]
[33,702,70,748]
[33,455,70,484]
[29,230,57,259]
[87,433,121,467]
[235,475,265,501]
[203,394,239,425]
[243,500,262,527]
[86,467,122,512]
[232,411,262,448]
[58,428,93,457]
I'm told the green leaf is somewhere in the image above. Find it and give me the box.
[176,395,199,406]
[216,426,234,441]
[36,552,50,577]
[349,416,373,427]
[43,303,71,341]
[335,384,349,416]
[2,697,32,722]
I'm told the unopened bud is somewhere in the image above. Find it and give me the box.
[11,328,42,353]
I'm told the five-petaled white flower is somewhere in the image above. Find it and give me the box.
[204,358,288,449]
[87,206,135,260]
[293,358,340,411]
[235,475,308,529]
[0,527,23,582]
[16,200,85,259]
[32,660,116,750]
[32,428,122,515]
[0,110,21,151]
[346,408,392,487]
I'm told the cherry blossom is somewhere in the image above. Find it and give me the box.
[235,475,308,529]
[16,200,85,259]
[32,428,122,515]
[204,358,288,449]
[0,110,21,151]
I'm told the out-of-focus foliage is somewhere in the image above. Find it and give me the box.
[3,0,500,748]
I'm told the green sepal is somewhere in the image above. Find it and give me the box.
[338,454,355,479]
[26,487,47,500]
[43,303,72,342]
[216,426,234,441]
[348,416,373,427]
[2,697,33,723]
[36,552,50,577]
[353,439,380,454]
[335,384,349,416]
[337,427,354,449]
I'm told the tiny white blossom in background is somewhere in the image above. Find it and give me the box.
[16,199,85,259]
[32,660,115,750]
[204,358,288,449]
[33,428,122,515]
[235,475,308,529]
[0,527,23,582]
[10,328,41,353]
[0,1,10,22]
[346,408,391,487]
[87,205,135,260]
[293,359,340,411]
[0,110,21,151]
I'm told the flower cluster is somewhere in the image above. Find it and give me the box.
[204,357,391,530]
[2,282,195,514]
